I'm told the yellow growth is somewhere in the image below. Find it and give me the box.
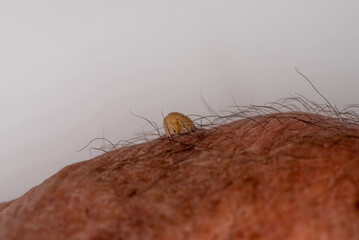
[163,112,196,136]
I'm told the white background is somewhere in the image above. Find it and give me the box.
[1,1,358,202]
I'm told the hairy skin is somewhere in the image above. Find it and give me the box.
[0,112,359,240]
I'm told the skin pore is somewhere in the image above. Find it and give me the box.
[0,98,359,240]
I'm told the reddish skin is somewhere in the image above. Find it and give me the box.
[1,112,359,240]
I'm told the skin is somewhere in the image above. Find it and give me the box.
[0,111,359,240]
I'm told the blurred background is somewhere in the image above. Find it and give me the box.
[0,0,358,202]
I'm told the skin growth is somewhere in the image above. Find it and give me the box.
[163,112,197,136]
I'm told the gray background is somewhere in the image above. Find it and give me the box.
[1,0,358,202]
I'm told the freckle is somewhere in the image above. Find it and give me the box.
[163,112,196,136]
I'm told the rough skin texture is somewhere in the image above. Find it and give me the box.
[1,112,359,240]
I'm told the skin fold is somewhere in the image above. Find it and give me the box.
[0,111,359,240]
